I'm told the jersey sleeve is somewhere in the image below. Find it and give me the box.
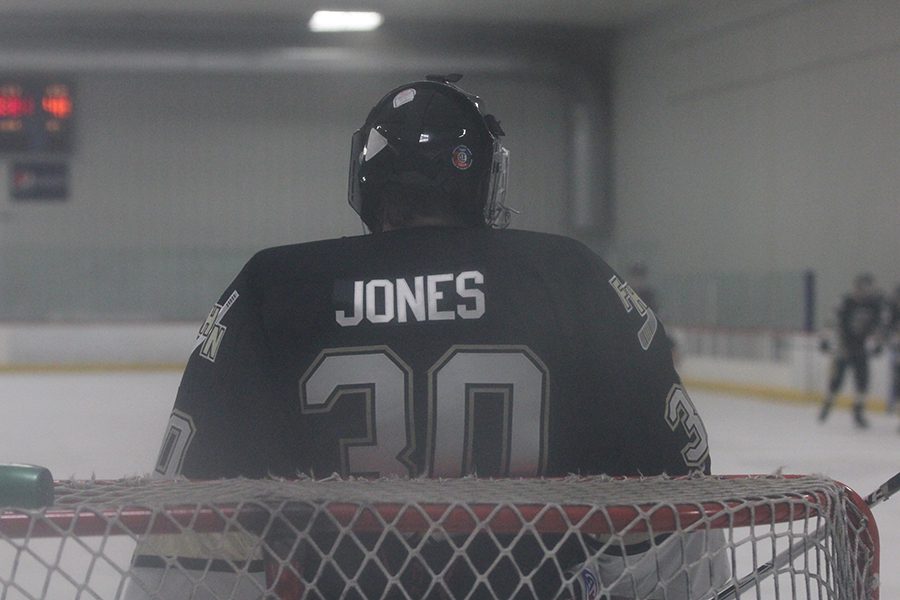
[581,254,711,477]
[153,253,291,480]
[127,256,289,600]
[623,320,711,476]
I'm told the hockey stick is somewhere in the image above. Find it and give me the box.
[863,470,900,508]
[704,471,900,600]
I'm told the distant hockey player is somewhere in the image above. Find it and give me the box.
[887,283,900,417]
[818,273,885,427]
[127,75,725,599]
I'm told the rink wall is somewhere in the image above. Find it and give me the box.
[611,0,900,328]
[0,323,893,411]
[0,323,194,371]
[671,326,894,412]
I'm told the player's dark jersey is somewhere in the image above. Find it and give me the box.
[155,226,709,482]
[835,294,883,353]
[888,298,900,334]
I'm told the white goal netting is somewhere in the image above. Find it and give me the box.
[0,474,879,599]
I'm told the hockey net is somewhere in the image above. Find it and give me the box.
[0,474,879,599]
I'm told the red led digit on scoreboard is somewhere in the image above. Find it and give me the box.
[0,85,36,119]
[42,84,73,120]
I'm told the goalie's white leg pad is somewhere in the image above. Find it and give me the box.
[576,530,729,600]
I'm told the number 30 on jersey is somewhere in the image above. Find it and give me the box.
[299,345,550,478]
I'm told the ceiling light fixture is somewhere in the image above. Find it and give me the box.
[308,10,384,32]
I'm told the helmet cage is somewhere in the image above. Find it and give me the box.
[484,139,510,227]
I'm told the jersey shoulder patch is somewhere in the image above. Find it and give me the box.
[608,274,658,350]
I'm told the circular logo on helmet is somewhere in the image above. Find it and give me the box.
[451,145,473,170]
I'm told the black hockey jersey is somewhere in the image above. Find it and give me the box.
[887,297,900,334]
[155,227,709,481]
[835,294,883,353]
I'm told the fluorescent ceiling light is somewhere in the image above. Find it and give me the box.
[309,10,384,32]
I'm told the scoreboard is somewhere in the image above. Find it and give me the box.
[0,79,74,154]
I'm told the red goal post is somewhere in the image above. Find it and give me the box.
[0,474,880,599]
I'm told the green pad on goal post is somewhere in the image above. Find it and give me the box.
[0,464,54,508]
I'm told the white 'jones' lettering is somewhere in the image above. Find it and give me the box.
[336,271,485,327]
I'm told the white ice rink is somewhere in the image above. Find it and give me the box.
[0,371,898,598]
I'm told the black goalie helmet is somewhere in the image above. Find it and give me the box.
[348,74,510,231]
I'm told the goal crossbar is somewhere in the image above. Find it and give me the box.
[0,474,847,536]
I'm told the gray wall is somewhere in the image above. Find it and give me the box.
[612,0,900,324]
[0,70,573,320]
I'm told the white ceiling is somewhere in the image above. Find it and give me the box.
[0,0,679,28]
